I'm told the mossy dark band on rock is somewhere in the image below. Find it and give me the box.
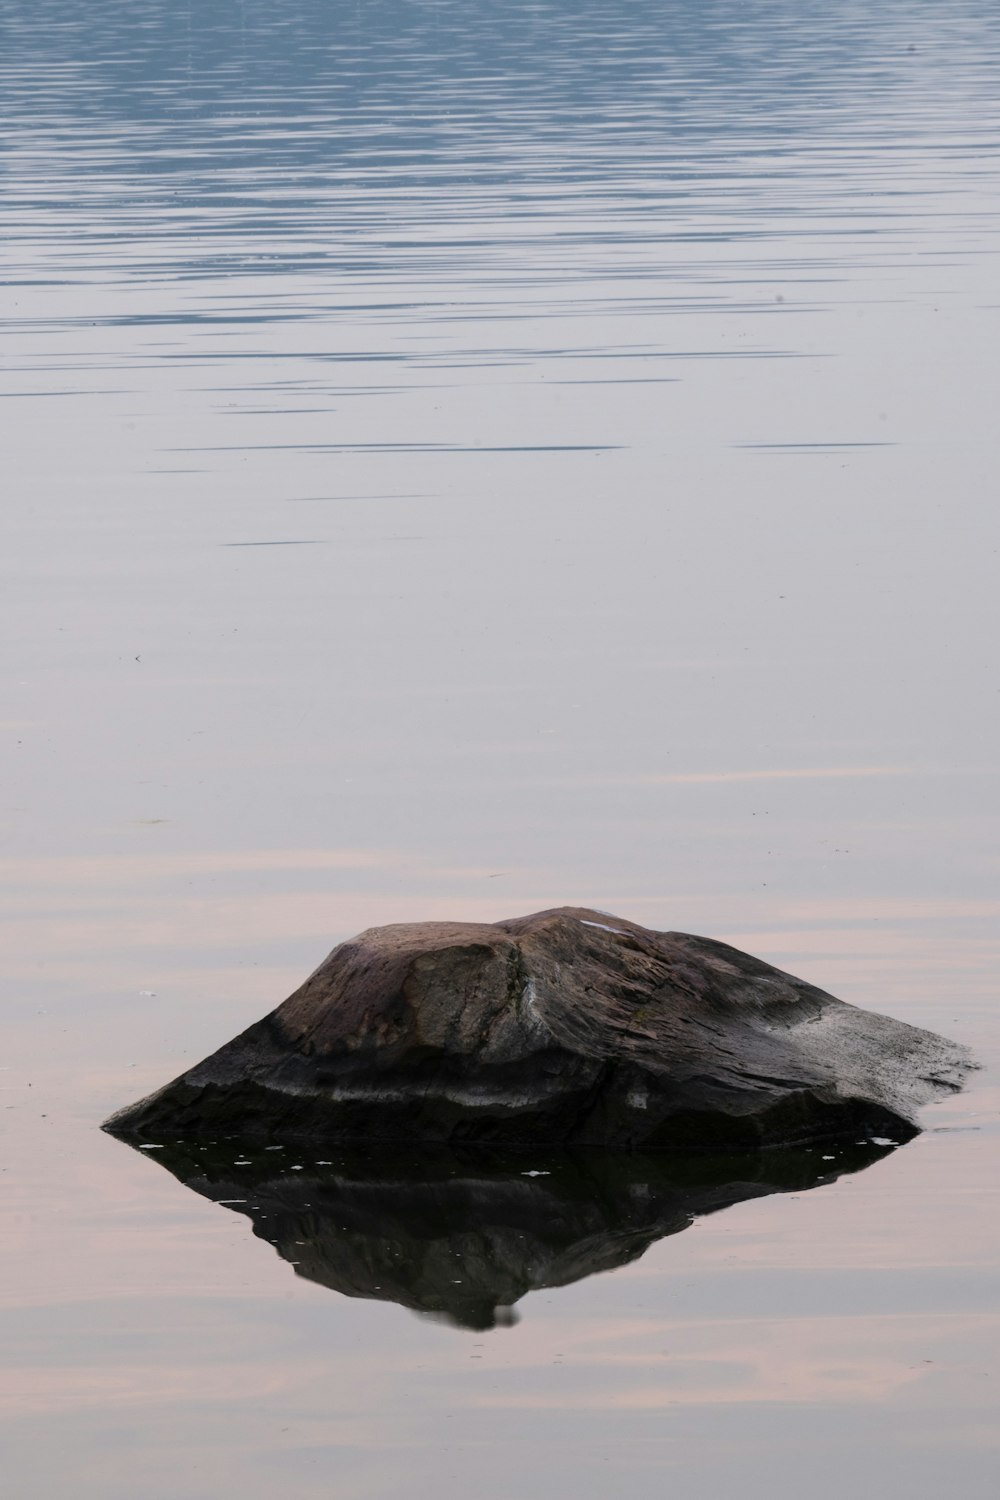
[104,907,974,1151]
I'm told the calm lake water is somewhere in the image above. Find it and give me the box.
[2,1,999,1495]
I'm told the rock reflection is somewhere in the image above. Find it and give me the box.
[131,1139,899,1329]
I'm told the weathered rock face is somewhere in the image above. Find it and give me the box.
[121,1140,899,1329]
[104,907,973,1151]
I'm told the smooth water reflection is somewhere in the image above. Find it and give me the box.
[2,1,1000,1497]
[127,1139,899,1330]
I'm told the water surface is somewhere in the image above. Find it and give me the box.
[2,2,999,1497]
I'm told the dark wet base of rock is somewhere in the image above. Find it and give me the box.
[105,1065,922,1154]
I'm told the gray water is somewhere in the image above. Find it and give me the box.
[2,1,999,1495]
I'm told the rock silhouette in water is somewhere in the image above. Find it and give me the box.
[122,1139,898,1329]
[104,907,973,1151]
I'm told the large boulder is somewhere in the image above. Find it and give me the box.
[104,906,973,1151]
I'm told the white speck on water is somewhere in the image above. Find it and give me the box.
[521,1170,550,1176]
[217,1199,248,1204]
[138,1144,164,1150]
[870,1137,898,1146]
[822,1154,836,1160]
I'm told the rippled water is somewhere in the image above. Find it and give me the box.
[2,2,999,1496]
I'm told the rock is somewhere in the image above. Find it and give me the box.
[103,906,973,1151]
[119,1138,899,1329]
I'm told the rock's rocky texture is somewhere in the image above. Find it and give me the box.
[104,907,973,1151]
[122,1139,898,1329]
